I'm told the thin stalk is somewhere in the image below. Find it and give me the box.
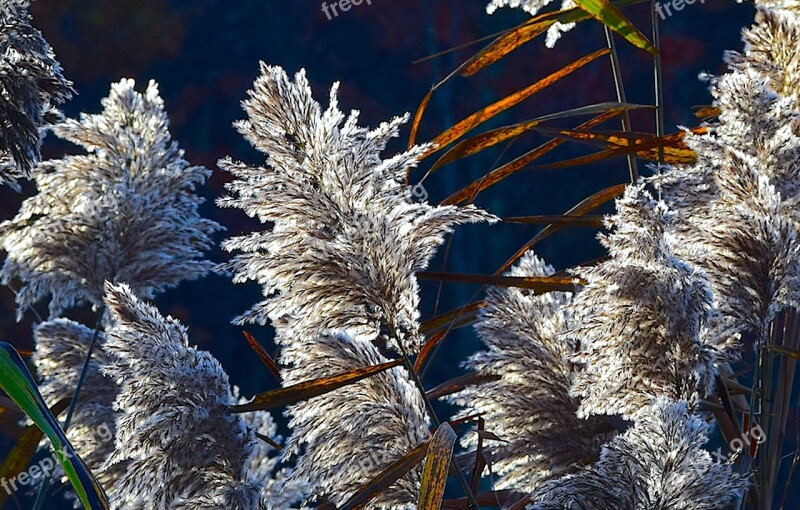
[5,283,43,323]
[32,307,106,510]
[779,404,800,509]
[397,345,480,510]
[767,310,797,506]
[745,326,766,510]
[603,27,638,183]
[649,0,665,194]
[760,313,780,510]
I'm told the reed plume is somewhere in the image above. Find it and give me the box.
[0,0,73,188]
[101,282,298,510]
[0,79,221,319]
[448,251,610,494]
[220,64,493,507]
[529,398,748,510]
[568,185,723,420]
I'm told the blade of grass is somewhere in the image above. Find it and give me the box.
[230,359,402,412]
[424,48,610,158]
[242,331,282,382]
[417,272,582,291]
[420,301,486,336]
[340,440,430,510]
[496,183,626,273]
[573,0,656,52]
[502,214,605,227]
[418,423,458,510]
[426,373,502,401]
[427,102,650,174]
[0,343,110,510]
[442,110,624,205]
[0,398,70,509]
[459,0,646,76]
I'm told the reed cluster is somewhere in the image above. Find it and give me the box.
[0,0,797,509]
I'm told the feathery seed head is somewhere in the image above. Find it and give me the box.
[529,398,748,510]
[100,282,291,510]
[448,251,612,493]
[0,0,73,187]
[220,63,494,354]
[568,185,722,420]
[0,79,221,319]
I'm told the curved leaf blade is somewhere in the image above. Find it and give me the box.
[461,0,646,76]
[442,109,622,205]
[426,373,502,401]
[418,423,458,510]
[340,441,430,510]
[417,272,582,291]
[572,0,656,52]
[0,342,109,510]
[231,359,402,412]
[428,102,650,174]
[426,48,610,157]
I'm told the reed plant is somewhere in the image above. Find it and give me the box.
[0,0,797,509]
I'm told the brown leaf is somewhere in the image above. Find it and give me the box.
[426,373,501,401]
[426,49,610,156]
[410,88,434,150]
[502,214,605,227]
[414,332,446,373]
[419,301,486,336]
[442,110,623,205]
[418,423,458,510]
[496,183,626,273]
[767,345,800,360]
[693,105,720,119]
[427,102,650,173]
[231,359,402,412]
[418,272,582,291]
[460,0,645,76]
[340,441,430,510]
[242,331,281,382]
[255,432,282,451]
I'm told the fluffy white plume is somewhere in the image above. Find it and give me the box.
[219,64,493,507]
[529,398,748,510]
[654,7,800,343]
[0,79,221,318]
[100,283,299,510]
[279,331,428,509]
[33,319,124,501]
[0,0,73,188]
[448,251,610,493]
[568,185,723,420]
[728,7,800,100]
[219,63,494,354]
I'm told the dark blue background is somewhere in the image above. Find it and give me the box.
[3,1,789,508]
